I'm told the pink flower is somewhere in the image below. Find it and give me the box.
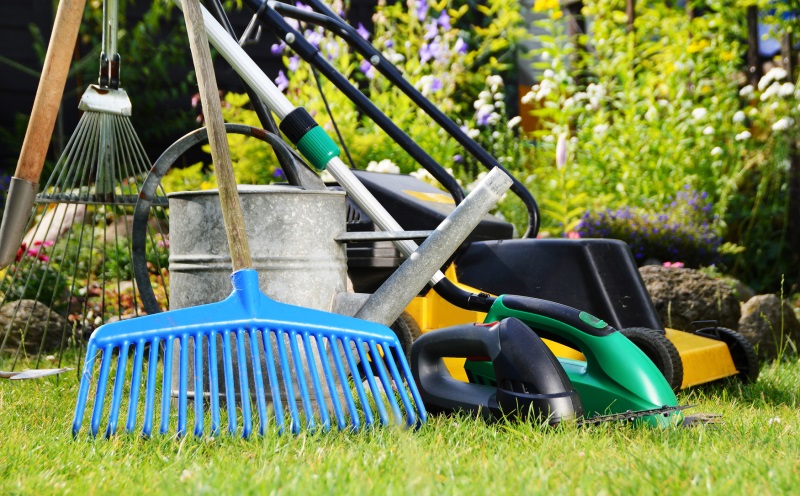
[566,231,580,239]
[662,261,684,268]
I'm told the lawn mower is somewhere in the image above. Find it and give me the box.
[253,0,759,392]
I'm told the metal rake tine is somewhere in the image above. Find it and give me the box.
[314,335,346,431]
[234,329,253,438]
[248,329,269,436]
[356,341,389,427]
[381,343,418,427]
[341,337,374,430]
[275,329,301,434]
[287,330,316,432]
[125,340,146,433]
[208,331,221,436]
[301,332,331,432]
[221,331,237,435]
[72,343,99,436]
[90,345,114,436]
[193,335,205,437]
[106,341,131,437]
[177,334,189,437]
[142,337,160,437]
[328,337,359,431]
[159,337,174,435]
[367,341,402,425]
[260,330,285,434]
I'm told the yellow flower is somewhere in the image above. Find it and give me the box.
[534,0,560,12]
[687,39,709,53]
[720,51,734,61]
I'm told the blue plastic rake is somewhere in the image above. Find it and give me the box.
[72,269,425,438]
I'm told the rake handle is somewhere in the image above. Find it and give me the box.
[15,0,86,183]
[180,0,252,271]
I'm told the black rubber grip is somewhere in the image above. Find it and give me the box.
[279,107,318,145]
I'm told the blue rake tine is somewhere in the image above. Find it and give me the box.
[288,330,316,431]
[222,331,237,435]
[275,329,301,434]
[235,329,253,439]
[194,335,205,437]
[159,337,175,435]
[328,338,359,431]
[260,330,285,434]
[125,340,146,433]
[106,342,131,437]
[356,341,389,427]
[90,345,115,436]
[73,343,99,436]
[367,341,402,425]
[249,329,269,436]
[178,334,189,437]
[208,331,221,436]
[381,343,419,427]
[142,338,160,437]
[301,332,331,432]
[395,342,426,426]
[341,337,374,429]
[314,335,345,430]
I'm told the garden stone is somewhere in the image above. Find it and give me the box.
[0,299,68,352]
[738,294,800,360]
[639,265,740,330]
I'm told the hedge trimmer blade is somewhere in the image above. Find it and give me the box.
[578,404,720,427]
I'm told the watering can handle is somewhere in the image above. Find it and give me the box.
[179,0,252,271]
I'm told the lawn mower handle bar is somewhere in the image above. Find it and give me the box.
[269,0,540,239]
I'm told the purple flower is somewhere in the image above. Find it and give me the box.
[420,43,433,64]
[288,55,300,72]
[415,0,428,21]
[271,42,286,55]
[430,77,443,92]
[438,11,451,31]
[306,30,323,48]
[360,59,375,78]
[476,111,491,126]
[357,23,370,40]
[385,39,394,49]
[295,2,312,11]
[424,21,439,40]
[274,168,285,179]
[454,154,463,163]
[275,70,289,91]
[454,37,467,55]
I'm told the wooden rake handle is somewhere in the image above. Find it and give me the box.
[180,0,252,271]
[15,0,86,183]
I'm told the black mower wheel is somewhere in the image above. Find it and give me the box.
[620,327,684,391]
[695,327,760,383]
[390,311,423,361]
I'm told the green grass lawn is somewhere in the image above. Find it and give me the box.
[2,359,799,495]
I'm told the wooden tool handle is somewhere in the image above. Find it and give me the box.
[180,0,252,270]
[15,0,87,183]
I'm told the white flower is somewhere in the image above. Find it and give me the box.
[658,99,669,107]
[735,130,752,141]
[467,128,480,138]
[779,82,796,97]
[491,131,501,139]
[486,75,504,89]
[758,67,788,91]
[739,85,754,97]
[711,147,723,156]
[507,116,522,129]
[772,117,794,131]
[410,168,437,184]
[366,159,400,174]
[703,126,715,135]
[692,107,708,120]
[555,133,568,170]
[478,90,492,101]
[768,417,781,425]
[543,69,555,79]
[761,82,781,101]
[388,52,405,64]
[733,110,746,123]
[645,106,658,122]
[593,123,609,135]
[521,91,536,104]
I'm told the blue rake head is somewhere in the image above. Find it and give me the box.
[72,269,426,438]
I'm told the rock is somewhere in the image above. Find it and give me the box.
[639,265,741,330]
[738,294,800,360]
[722,277,757,303]
[0,299,69,352]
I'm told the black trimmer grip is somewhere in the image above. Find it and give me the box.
[411,318,584,423]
